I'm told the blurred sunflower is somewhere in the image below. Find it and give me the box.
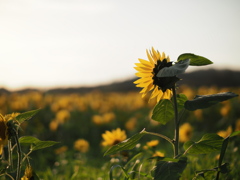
[134,47,179,102]
[179,123,193,143]
[102,128,127,147]
[21,165,33,180]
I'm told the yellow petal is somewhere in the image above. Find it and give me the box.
[156,91,164,102]
[150,86,159,100]
[138,59,152,67]
[146,49,155,65]
[152,47,160,60]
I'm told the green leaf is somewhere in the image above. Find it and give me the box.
[157,59,190,77]
[184,133,223,154]
[151,94,187,124]
[154,157,187,180]
[19,136,59,151]
[19,136,40,144]
[16,109,40,123]
[177,53,213,66]
[184,92,238,111]
[230,130,240,137]
[104,129,146,156]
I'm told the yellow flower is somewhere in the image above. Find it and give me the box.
[146,140,159,147]
[74,139,89,153]
[0,114,8,155]
[134,47,177,102]
[102,128,127,147]
[55,146,68,155]
[125,117,137,131]
[153,151,165,157]
[21,165,33,180]
[217,126,232,138]
[179,123,193,143]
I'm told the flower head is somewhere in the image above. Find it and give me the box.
[74,139,89,153]
[21,165,33,180]
[179,123,193,143]
[101,128,127,147]
[134,47,179,102]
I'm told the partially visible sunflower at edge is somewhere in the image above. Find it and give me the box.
[134,47,179,102]
[0,113,20,155]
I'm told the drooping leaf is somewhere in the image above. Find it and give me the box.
[19,136,59,151]
[157,59,190,77]
[15,109,40,123]
[154,157,187,180]
[151,94,187,124]
[184,92,238,111]
[104,129,146,156]
[218,137,229,167]
[177,53,213,66]
[184,133,223,154]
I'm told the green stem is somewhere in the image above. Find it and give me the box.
[144,131,174,148]
[13,130,22,180]
[172,85,179,157]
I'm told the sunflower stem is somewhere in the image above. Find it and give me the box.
[172,85,179,158]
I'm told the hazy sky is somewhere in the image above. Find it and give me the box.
[0,0,240,90]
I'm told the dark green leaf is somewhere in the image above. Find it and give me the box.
[157,59,189,77]
[32,141,59,151]
[16,109,40,123]
[184,92,238,111]
[104,129,146,156]
[151,94,187,124]
[184,133,223,154]
[154,157,187,180]
[177,53,213,66]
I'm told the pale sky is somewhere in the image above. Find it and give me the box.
[0,0,240,90]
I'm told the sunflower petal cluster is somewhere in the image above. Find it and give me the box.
[101,128,127,147]
[134,47,174,102]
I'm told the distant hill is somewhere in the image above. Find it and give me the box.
[0,69,240,94]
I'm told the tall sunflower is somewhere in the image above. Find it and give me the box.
[134,47,179,102]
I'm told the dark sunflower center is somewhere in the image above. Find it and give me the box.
[152,59,180,92]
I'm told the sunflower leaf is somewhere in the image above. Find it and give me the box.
[177,53,213,66]
[183,133,223,154]
[152,94,187,124]
[15,109,40,124]
[104,129,146,156]
[184,92,238,111]
[19,136,59,151]
[157,59,190,77]
[154,156,187,180]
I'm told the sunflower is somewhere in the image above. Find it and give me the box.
[0,114,8,155]
[101,128,127,147]
[179,123,193,143]
[134,47,179,102]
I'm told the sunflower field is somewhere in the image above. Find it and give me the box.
[0,83,240,179]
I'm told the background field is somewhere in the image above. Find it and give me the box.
[0,69,240,179]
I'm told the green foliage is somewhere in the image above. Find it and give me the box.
[184,133,223,154]
[154,157,187,180]
[19,136,59,151]
[184,92,238,111]
[15,109,41,123]
[104,129,146,156]
[157,59,190,77]
[177,53,213,66]
[151,94,187,124]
